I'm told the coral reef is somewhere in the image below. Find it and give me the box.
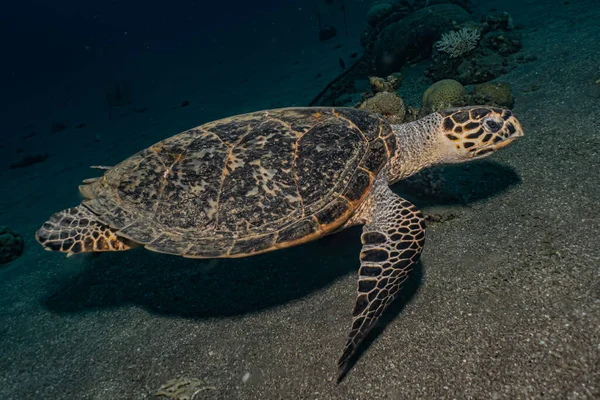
[369,76,387,93]
[310,2,474,106]
[484,12,515,31]
[0,226,24,265]
[369,72,403,93]
[421,79,466,113]
[483,31,522,57]
[359,91,406,124]
[435,27,480,58]
[311,1,525,107]
[426,13,525,85]
[361,0,473,51]
[470,81,514,108]
[374,4,472,74]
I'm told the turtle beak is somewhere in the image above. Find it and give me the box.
[471,115,524,159]
[495,115,524,148]
[506,115,525,139]
[494,135,519,150]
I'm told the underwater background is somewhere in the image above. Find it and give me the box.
[0,0,599,398]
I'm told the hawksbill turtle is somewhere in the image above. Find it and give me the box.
[36,106,523,376]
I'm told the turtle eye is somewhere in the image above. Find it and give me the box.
[484,118,502,133]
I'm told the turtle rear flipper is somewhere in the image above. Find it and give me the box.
[36,205,133,256]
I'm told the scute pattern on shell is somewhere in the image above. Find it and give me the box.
[79,107,395,257]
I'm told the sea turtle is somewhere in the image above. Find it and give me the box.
[36,106,523,376]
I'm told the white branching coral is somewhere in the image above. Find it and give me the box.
[435,27,481,58]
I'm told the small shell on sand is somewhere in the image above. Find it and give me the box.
[154,377,215,400]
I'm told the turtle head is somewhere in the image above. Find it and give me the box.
[438,106,524,161]
[387,106,523,182]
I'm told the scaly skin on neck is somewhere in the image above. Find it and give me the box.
[387,113,445,184]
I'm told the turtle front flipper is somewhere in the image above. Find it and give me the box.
[338,186,426,378]
[36,205,133,256]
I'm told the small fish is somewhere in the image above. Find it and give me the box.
[339,57,346,69]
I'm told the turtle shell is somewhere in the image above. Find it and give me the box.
[80,107,395,258]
